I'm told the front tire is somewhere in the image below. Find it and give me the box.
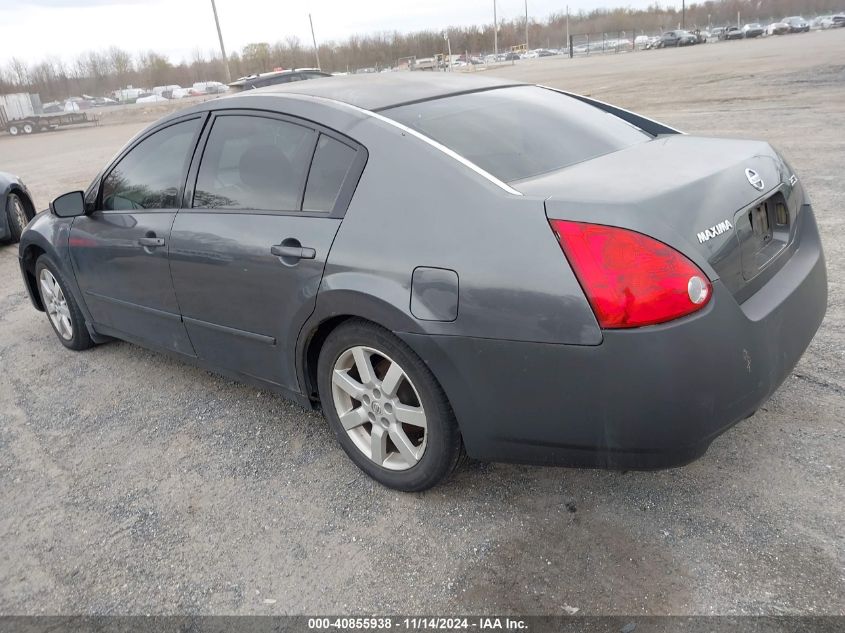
[317,319,462,491]
[35,255,94,351]
[6,192,30,242]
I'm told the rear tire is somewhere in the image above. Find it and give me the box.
[8,124,19,136]
[22,123,34,135]
[317,319,462,491]
[6,193,30,242]
[35,255,94,351]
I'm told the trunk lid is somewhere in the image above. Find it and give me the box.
[519,135,805,302]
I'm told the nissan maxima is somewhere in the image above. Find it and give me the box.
[18,74,827,491]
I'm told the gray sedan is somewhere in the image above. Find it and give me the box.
[18,74,827,490]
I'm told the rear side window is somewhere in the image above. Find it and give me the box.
[384,86,649,182]
[194,115,315,211]
[101,118,200,210]
[303,134,357,212]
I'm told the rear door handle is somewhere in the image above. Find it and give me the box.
[270,244,316,260]
[138,237,165,247]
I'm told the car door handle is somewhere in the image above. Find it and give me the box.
[270,244,316,260]
[138,237,165,247]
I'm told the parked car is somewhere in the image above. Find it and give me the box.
[136,94,168,104]
[1,171,35,243]
[819,14,845,28]
[743,23,765,38]
[656,30,697,47]
[766,21,790,35]
[228,68,331,92]
[722,26,744,40]
[20,74,827,491]
[90,97,118,107]
[169,88,193,99]
[153,84,181,98]
[784,16,810,32]
[192,81,228,94]
[710,27,726,39]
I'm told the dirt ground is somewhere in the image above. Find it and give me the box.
[0,31,843,615]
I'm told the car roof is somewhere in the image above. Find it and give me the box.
[240,72,525,112]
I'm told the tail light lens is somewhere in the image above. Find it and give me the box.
[550,220,712,329]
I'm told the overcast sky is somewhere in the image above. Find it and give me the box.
[0,0,680,66]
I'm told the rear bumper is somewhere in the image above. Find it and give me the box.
[400,208,827,469]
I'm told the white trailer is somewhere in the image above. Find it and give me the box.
[0,93,39,120]
[1,92,95,136]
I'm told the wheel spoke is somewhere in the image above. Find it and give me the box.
[352,347,376,385]
[40,278,55,301]
[338,406,368,431]
[381,361,404,397]
[370,425,388,465]
[60,316,72,338]
[394,403,427,429]
[389,425,420,465]
[332,369,366,400]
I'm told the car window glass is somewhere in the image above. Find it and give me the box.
[302,134,357,212]
[101,118,200,210]
[194,115,315,211]
[385,86,649,183]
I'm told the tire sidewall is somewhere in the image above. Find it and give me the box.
[35,255,92,351]
[7,193,28,241]
[317,321,460,492]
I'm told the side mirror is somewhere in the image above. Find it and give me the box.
[50,191,86,218]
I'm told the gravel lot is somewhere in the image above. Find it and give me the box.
[0,31,843,616]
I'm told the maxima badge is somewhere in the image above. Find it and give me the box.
[697,219,734,244]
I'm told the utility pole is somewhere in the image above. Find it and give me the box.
[524,0,529,50]
[493,0,498,55]
[210,0,231,83]
[309,13,321,69]
[566,5,570,52]
[682,0,685,29]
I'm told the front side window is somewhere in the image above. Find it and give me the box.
[101,118,200,210]
[384,86,649,182]
[194,115,315,211]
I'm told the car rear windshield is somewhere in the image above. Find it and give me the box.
[383,86,650,182]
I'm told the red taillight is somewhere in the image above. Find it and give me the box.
[550,220,712,329]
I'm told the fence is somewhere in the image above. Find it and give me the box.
[567,31,635,56]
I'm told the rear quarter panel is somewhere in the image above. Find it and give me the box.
[259,97,603,347]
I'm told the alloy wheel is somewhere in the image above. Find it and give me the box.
[39,269,73,340]
[331,345,428,470]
